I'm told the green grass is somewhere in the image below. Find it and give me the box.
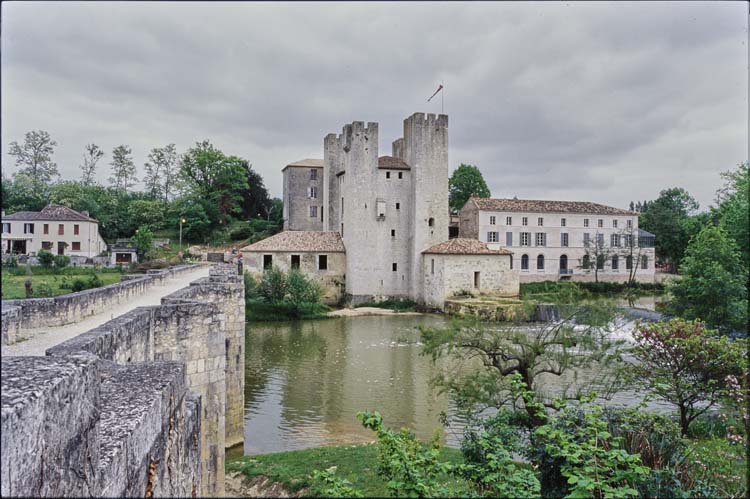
[226,443,469,497]
[245,298,330,321]
[354,298,418,312]
[1,272,122,299]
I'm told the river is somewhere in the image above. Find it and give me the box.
[240,311,670,456]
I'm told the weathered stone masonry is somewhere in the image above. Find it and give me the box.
[1,264,245,497]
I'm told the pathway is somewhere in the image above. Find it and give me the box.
[1,265,212,357]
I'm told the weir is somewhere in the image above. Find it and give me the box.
[0,264,245,497]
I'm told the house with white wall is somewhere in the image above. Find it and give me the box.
[459,197,656,283]
[1,204,107,259]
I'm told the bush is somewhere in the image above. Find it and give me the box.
[3,256,18,268]
[37,250,55,268]
[259,266,287,303]
[34,283,54,297]
[311,468,364,498]
[229,225,253,241]
[71,278,87,292]
[54,254,70,268]
[286,268,322,305]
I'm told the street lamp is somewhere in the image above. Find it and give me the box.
[179,218,186,252]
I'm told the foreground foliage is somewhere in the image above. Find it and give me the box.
[244,268,329,321]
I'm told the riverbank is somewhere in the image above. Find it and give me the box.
[328,306,423,317]
[226,444,467,498]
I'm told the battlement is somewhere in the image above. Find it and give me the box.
[404,112,449,128]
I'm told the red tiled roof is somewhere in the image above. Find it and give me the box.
[241,231,345,253]
[422,238,513,255]
[469,197,635,216]
[377,156,410,170]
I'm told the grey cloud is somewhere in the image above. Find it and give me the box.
[2,1,747,208]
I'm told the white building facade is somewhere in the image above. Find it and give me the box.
[459,198,656,283]
[1,205,107,259]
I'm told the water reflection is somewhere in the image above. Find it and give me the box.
[242,314,671,455]
[244,315,455,455]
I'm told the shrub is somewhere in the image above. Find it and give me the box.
[259,266,287,303]
[533,399,651,499]
[358,411,451,498]
[71,278,87,292]
[54,254,70,268]
[87,274,103,289]
[4,256,18,268]
[37,250,55,268]
[312,468,364,498]
[35,283,54,297]
[286,268,321,305]
[229,226,253,241]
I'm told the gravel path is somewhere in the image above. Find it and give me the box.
[1,265,211,358]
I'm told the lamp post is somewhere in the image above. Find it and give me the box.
[179,218,186,252]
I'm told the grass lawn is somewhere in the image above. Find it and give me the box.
[226,443,470,497]
[1,272,122,299]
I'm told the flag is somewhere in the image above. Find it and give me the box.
[427,84,443,102]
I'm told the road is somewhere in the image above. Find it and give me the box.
[1,265,211,357]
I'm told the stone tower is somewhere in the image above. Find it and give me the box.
[401,113,449,300]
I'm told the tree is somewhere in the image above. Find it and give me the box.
[3,173,49,212]
[133,225,154,259]
[109,145,137,191]
[629,201,635,212]
[666,225,747,333]
[448,163,490,211]
[628,319,745,435]
[179,140,249,222]
[143,144,178,203]
[715,162,749,268]
[80,144,104,185]
[420,302,625,429]
[639,187,699,271]
[127,199,165,230]
[579,232,615,283]
[7,130,59,184]
[239,160,272,219]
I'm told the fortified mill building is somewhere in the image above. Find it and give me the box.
[243,112,517,307]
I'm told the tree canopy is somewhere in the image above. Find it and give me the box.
[639,187,699,269]
[448,163,491,211]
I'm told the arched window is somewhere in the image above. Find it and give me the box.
[428,217,435,227]
[521,254,529,270]
[537,254,545,270]
[559,254,568,271]
[582,254,591,269]
[626,255,633,270]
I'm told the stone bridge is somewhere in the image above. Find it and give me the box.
[1,264,245,497]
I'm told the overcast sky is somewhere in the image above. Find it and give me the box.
[2,1,747,210]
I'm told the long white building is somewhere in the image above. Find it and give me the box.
[1,204,107,259]
[459,197,656,283]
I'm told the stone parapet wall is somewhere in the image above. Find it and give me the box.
[1,264,202,342]
[1,306,21,346]
[3,264,244,497]
[0,355,200,497]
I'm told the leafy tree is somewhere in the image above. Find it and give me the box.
[448,163,490,211]
[169,196,213,243]
[286,268,322,312]
[579,233,616,283]
[179,140,249,223]
[715,162,749,267]
[268,197,283,227]
[133,225,154,259]
[639,187,699,270]
[80,143,104,185]
[627,319,745,435]
[143,144,178,202]
[239,160,272,219]
[259,266,287,303]
[127,199,165,231]
[54,254,70,268]
[666,225,748,332]
[3,173,48,212]
[109,145,137,191]
[420,302,625,429]
[7,130,59,183]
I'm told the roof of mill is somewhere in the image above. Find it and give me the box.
[377,156,410,170]
[241,231,346,253]
[467,197,636,216]
[2,204,98,222]
[282,159,324,171]
[422,238,513,255]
